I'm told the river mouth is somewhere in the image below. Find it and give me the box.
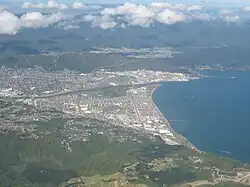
[152,70,250,163]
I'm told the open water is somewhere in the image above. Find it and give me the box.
[153,70,250,162]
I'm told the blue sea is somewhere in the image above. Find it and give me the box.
[153,70,250,163]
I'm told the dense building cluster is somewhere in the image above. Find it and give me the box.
[0,66,197,148]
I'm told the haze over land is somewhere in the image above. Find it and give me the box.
[0,0,250,187]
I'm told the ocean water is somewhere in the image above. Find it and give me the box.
[153,70,250,162]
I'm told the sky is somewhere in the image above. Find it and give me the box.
[0,0,249,6]
[1,0,250,35]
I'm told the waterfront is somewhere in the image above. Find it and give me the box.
[153,70,250,163]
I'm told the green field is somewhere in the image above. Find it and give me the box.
[0,119,248,187]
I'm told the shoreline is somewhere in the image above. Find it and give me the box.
[150,84,202,153]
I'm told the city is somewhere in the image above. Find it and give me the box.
[0,66,195,149]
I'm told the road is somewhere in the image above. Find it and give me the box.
[3,82,163,100]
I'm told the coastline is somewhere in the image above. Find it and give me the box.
[150,85,201,153]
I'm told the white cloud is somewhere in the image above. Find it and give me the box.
[63,25,80,30]
[72,2,87,9]
[88,5,103,9]
[155,9,185,24]
[83,14,95,22]
[151,2,187,11]
[20,12,63,28]
[186,5,203,12]
[222,15,240,22]
[190,13,212,21]
[83,2,206,29]
[18,1,247,31]
[243,6,250,11]
[120,23,126,28]
[22,0,90,10]
[113,3,155,27]
[218,8,243,23]
[0,11,21,35]
[219,9,235,15]
[84,14,117,29]
[22,0,68,10]
[99,21,117,29]
[0,10,64,35]
[150,2,172,9]
[22,2,46,9]
[47,0,68,10]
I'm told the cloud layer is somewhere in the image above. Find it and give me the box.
[82,2,250,29]
[1,1,250,34]
[72,2,87,9]
[22,0,88,10]
[23,0,68,10]
[83,2,210,29]
[0,9,64,34]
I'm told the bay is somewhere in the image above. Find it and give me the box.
[153,70,250,162]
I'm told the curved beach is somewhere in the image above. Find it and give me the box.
[151,85,201,153]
